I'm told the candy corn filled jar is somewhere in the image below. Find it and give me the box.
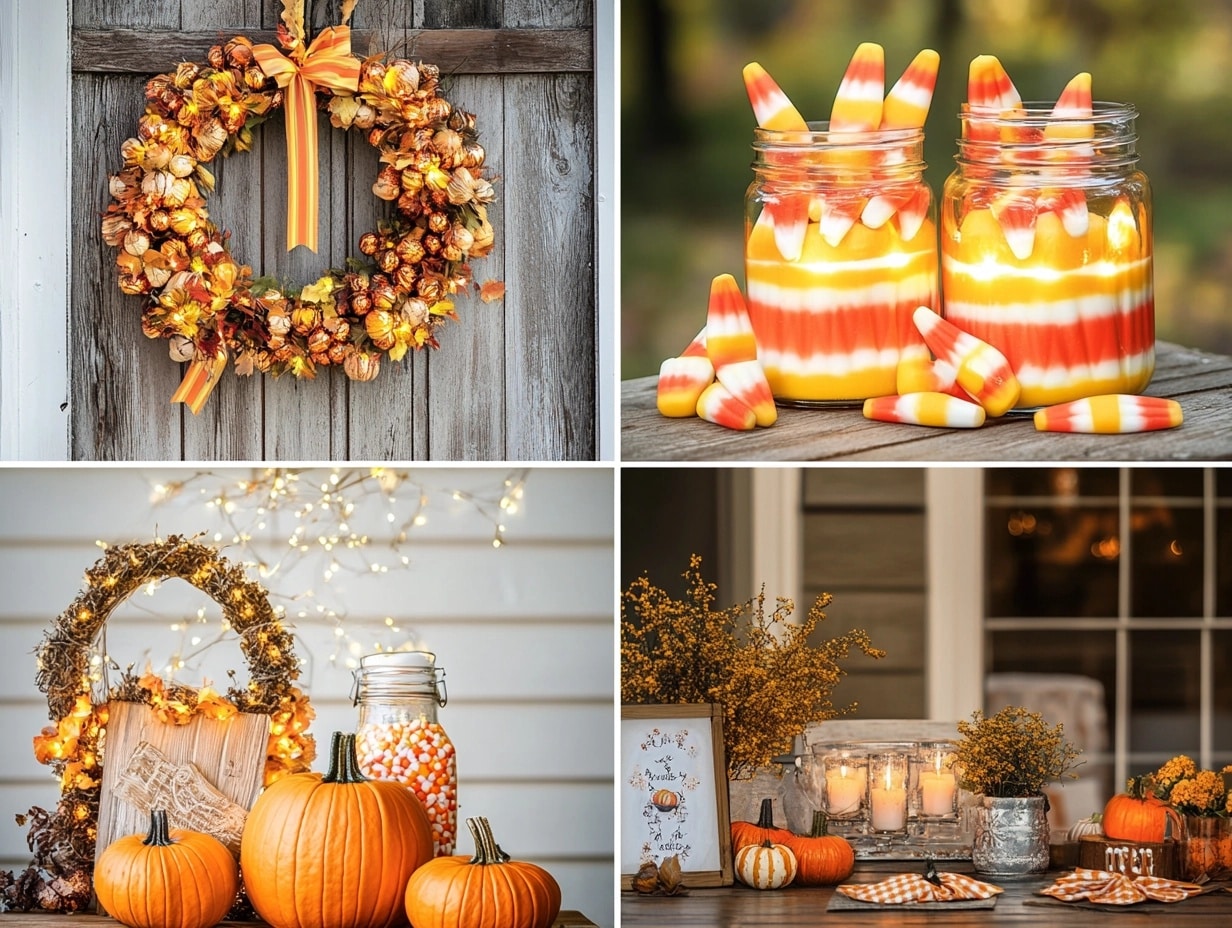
[744,125,938,404]
[353,650,457,856]
[941,103,1153,408]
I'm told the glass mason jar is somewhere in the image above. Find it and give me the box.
[941,102,1153,408]
[745,124,938,405]
[352,650,457,856]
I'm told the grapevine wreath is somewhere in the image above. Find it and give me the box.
[101,0,502,412]
[0,536,313,912]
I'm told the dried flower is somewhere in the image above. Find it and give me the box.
[621,554,883,779]
[954,707,1082,798]
[1146,755,1232,817]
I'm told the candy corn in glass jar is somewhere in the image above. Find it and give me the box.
[352,650,458,856]
[941,64,1154,408]
[743,50,940,405]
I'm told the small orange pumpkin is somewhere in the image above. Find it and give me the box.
[783,810,855,885]
[734,839,797,890]
[94,809,238,928]
[241,731,434,928]
[730,797,793,851]
[404,816,562,928]
[651,789,679,812]
[1103,776,1181,843]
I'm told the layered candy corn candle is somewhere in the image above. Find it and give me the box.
[941,67,1153,408]
[743,51,940,404]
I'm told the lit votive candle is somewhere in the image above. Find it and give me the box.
[826,764,863,817]
[920,770,957,816]
[870,785,907,831]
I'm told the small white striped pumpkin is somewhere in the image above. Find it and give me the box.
[734,840,797,889]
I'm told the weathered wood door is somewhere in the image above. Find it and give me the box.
[71,0,595,461]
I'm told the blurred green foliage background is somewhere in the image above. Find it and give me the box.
[621,0,1232,378]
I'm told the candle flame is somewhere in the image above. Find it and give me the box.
[884,763,892,790]
[840,763,847,778]
[935,751,943,775]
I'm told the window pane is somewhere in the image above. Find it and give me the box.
[1218,470,1232,498]
[986,506,1119,617]
[1218,507,1232,617]
[1130,505,1203,617]
[1131,469,1204,498]
[986,468,1119,498]
[1215,631,1232,754]
[1129,630,1200,754]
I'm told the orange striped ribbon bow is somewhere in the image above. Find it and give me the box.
[252,26,361,253]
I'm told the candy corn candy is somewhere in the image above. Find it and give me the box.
[863,392,986,428]
[743,62,810,261]
[989,189,1038,261]
[1037,186,1088,238]
[697,381,756,431]
[657,355,715,418]
[830,42,885,131]
[743,61,810,131]
[681,326,708,357]
[715,359,777,427]
[881,49,940,130]
[820,196,866,247]
[966,54,1022,133]
[1043,72,1094,142]
[896,354,969,400]
[705,274,758,369]
[913,306,1021,416]
[1034,395,1182,433]
[894,184,931,243]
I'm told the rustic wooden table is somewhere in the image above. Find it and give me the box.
[621,862,1232,926]
[1,914,597,928]
[621,341,1232,461]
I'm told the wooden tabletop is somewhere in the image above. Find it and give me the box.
[0,914,598,928]
[621,862,1232,926]
[621,341,1232,461]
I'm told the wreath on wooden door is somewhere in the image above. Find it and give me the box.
[101,0,503,412]
[2,536,313,912]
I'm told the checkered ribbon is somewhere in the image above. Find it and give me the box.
[837,872,1004,904]
[1041,868,1204,905]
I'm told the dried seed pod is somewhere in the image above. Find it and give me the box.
[149,210,171,232]
[365,310,397,350]
[373,166,401,201]
[174,62,201,89]
[395,237,426,265]
[101,215,133,246]
[441,243,463,263]
[401,298,430,327]
[168,335,196,362]
[207,45,225,70]
[384,60,420,97]
[400,169,424,194]
[267,309,292,337]
[307,329,332,355]
[167,154,196,178]
[428,212,449,234]
[358,232,380,256]
[123,230,151,257]
[378,249,400,274]
[328,342,351,364]
[461,140,486,170]
[344,350,381,382]
[350,291,372,315]
[395,264,417,290]
[292,305,320,334]
[353,104,376,130]
[423,234,442,256]
[225,37,254,68]
[448,225,475,253]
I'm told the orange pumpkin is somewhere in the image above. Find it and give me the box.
[783,810,855,885]
[734,840,797,890]
[94,809,238,928]
[241,731,434,928]
[404,816,562,928]
[731,797,793,851]
[1102,776,1181,843]
[651,789,679,811]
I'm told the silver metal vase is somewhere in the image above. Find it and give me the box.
[972,795,1050,876]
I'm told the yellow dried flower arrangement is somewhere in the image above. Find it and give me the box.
[954,706,1082,798]
[620,554,884,780]
[1148,755,1232,817]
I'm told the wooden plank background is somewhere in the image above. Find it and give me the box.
[70,0,596,461]
[0,466,614,928]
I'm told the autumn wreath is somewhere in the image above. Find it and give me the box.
[101,0,502,412]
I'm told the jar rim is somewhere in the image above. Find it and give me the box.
[753,122,924,148]
[957,99,1138,128]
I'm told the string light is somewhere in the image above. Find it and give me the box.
[151,467,529,667]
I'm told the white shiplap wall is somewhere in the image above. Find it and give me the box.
[0,466,614,928]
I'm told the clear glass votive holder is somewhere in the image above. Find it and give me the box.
[869,752,909,833]
[822,752,868,821]
[915,741,959,820]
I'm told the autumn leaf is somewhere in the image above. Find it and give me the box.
[479,280,505,303]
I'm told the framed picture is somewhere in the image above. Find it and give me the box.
[620,703,733,888]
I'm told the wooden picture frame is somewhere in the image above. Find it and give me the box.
[620,703,733,888]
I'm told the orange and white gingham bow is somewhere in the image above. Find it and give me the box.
[1041,868,1204,905]
[252,26,360,252]
[837,872,1004,904]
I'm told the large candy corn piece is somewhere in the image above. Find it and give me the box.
[967,54,1021,123]
[657,355,715,418]
[743,61,809,131]
[705,274,758,369]
[863,393,986,428]
[881,49,940,129]
[1034,395,1182,433]
[743,62,810,261]
[697,381,756,431]
[716,359,777,427]
[896,354,969,400]
[681,326,708,358]
[1043,72,1093,142]
[913,306,1021,416]
[989,189,1038,260]
[830,42,885,131]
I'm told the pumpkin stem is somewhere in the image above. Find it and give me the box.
[467,817,512,865]
[809,809,831,838]
[322,731,368,785]
[755,797,777,830]
[143,809,174,847]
